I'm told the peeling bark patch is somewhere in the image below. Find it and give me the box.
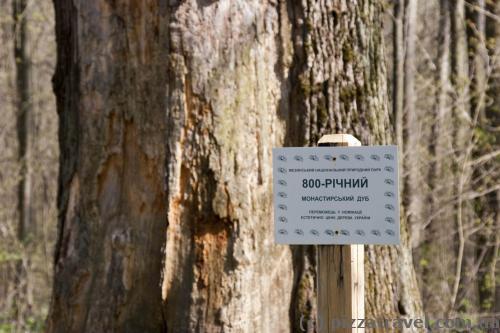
[194,220,231,287]
[97,154,122,222]
[58,175,80,264]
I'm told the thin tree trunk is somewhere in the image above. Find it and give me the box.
[468,0,488,125]
[402,0,422,249]
[425,0,455,317]
[449,0,474,314]
[457,0,490,314]
[13,0,33,325]
[494,190,500,314]
[479,0,500,315]
[14,0,32,245]
[393,0,404,155]
[393,4,406,270]
[490,0,500,315]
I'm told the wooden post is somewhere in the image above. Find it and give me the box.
[317,134,364,333]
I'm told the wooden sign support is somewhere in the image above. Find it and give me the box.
[317,134,365,333]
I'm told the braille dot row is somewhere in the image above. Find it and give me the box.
[277,214,396,225]
[278,154,394,162]
[278,229,396,236]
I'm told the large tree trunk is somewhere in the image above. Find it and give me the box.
[46,1,169,332]
[277,1,423,328]
[47,1,423,332]
[161,2,292,332]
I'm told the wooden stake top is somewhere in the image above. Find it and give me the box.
[318,134,361,147]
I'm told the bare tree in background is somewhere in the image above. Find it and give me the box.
[393,0,404,157]
[402,0,424,249]
[489,0,500,314]
[390,0,499,319]
[473,0,500,316]
[449,0,475,314]
[424,0,456,317]
[13,0,33,323]
[0,0,57,331]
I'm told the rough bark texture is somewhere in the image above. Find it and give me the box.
[47,1,169,332]
[162,1,292,332]
[48,0,424,332]
[280,1,423,330]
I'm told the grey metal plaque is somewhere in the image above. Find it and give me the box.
[273,146,400,245]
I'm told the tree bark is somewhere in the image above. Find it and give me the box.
[468,0,487,124]
[47,1,424,332]
[280,1,423,329]
[393,0,404,188]
[161,2,292,331]
[424,0,455,317]
[402,0,423,249]
[47,1,169,332]
[13,0,33,324]
[14,0,32,244]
